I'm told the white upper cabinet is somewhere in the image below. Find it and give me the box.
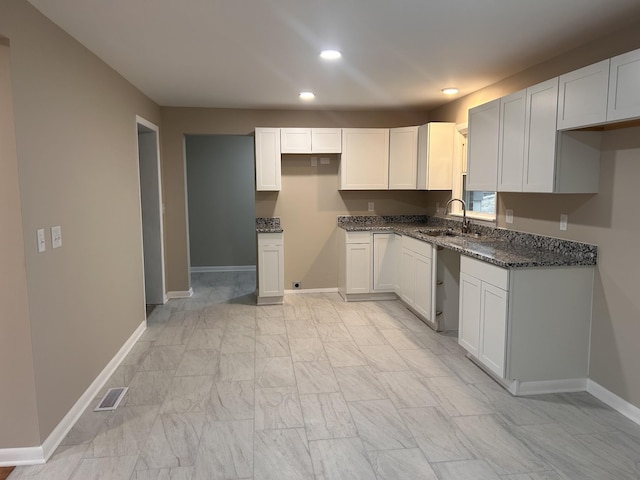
[311,128,342,153]
[255,128,281,191]
[557,59,610,130]
[523,78,560,193]
[497,89,526,192]
[280,128,342,154]
[340,128,390,190]
[389,126,419,190]
[417,122,455,190]
[467,99,500,191]
[607,47,640,123]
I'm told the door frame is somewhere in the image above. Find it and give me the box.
[135,115,167,305]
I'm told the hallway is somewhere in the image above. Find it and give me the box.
[8,272,640,479]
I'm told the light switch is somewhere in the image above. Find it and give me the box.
[560,214,568,231]
[51,225,62,248]
[320,157,330,165]
[505,209,514,224]
[37,229,46,253]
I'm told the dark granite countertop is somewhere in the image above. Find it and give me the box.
[338,215,597,269]
[256,217,283,234]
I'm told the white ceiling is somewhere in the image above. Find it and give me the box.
[26,0,640,110]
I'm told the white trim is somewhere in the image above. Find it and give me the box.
[166,288,194,299]
[587,379,640,427]
[284,287,339,294]
[510,378,588,396]
[0,320,147,466]
[191,265,256,273]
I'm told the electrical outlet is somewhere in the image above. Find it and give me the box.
[368,201,374,212]
[560,214,568,231]
[37,229,46,253]
[292,281,302,290]
[311,157,318,167]
[436,202,440,214]
[51,225,62,248]
[505,209,514,224]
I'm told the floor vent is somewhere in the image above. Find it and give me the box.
[94,387,128,411]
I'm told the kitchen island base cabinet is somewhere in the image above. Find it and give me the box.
[257,232,284,305]
[458,256,593,396]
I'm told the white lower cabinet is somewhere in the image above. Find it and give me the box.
[257,232,284,304]
[373,233,397,292]
[338,230,371,298]
[458,255,594,395]
[400,236,436,328]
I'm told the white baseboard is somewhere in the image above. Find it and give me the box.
[166,288,194,299]
[0,320,147,467]
[510,378,588,396]
[190,265,256,273]
[284,287,339,294]
[587,379,640,427]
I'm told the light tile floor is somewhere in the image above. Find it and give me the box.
[9,271,640,480]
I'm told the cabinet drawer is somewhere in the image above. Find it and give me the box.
[401,236,432,258]
[345,231,371,244]
[258,232,283,247]
[460,256,509,290]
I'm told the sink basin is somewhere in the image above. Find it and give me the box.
[418,229,458,237]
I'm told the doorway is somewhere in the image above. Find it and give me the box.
[136,116,166,308]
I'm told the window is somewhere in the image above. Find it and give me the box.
[450,126,496,221]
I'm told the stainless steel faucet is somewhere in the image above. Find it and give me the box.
[444,198,470,233]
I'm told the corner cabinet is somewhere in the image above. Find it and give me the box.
[339,129,390,190]
[417,122,455,190]
[257,232,284,305]
[255,128,281,191]
[467,99,500,191]
[458,256,594,395]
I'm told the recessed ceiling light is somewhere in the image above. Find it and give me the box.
[320,50,342,60]
[442,87,459,95]
[299,91,315,100]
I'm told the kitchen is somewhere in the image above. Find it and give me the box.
[2,1,640,477]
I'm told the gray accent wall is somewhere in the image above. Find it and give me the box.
[185,135,256,268]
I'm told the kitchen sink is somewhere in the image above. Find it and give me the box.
[418,229,483,239]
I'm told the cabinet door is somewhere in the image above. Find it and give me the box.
[258,240,284,297]
[373,234,396,292]
[255,128,281,191]
[389,126,418,190]
[467,99,500,191]
[340,129,390,190]
[417,123,455,190]
[413,252,435,322]
[607,48,640,122]
[557,59,609,130]
[346,243,371,294]
[479,282,508,378]
[497,90,526,192]
[281,128,311,153]
[311,128,342,153]
[400,248,416,306]
[393,234,402,295]
[458,272,481,356]
[523,78,559,193]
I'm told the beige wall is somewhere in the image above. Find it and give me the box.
[0,0,160,445]
[428,22,640,408]
[161,108,430,291]
[0,41,40,448]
